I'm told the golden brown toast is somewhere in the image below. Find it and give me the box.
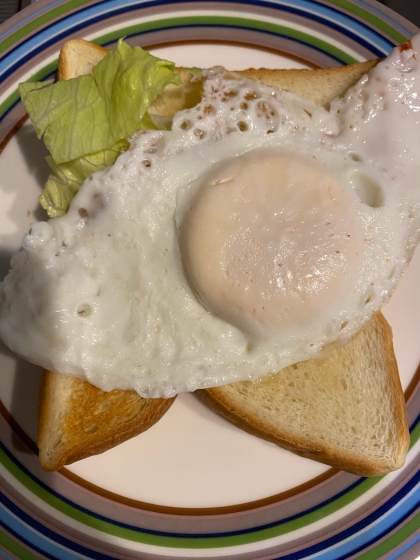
[38,40,178,472]
[198,313,409,477]
[38,39,408,475]
[38,371,175,471]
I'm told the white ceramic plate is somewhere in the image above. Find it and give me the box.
[1,1,420,558]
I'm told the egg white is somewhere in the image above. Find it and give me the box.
[1,38,420,397]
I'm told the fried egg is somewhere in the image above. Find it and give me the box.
[1,37,420,398]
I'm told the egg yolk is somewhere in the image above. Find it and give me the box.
[180,150,364,336]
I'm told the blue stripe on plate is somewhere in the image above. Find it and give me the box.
[411,412,420,436]
[1,433,420,546]
[119,23,385,63]
[273,470,420,559]
[387,532,420,560]
[0,439,367,539]
[321,477,420,559]
[0,0,396,80]
[0,550,16,560]
[349,0,416,35]
[0,492,117,560]
[1,467,419,557]
[0,0,69,43]
[228,0,396,51]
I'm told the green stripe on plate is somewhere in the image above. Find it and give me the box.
[0,4,416,548]
[0,529,41,560]
[1,444,383,548]
[0,0,395,59]
[97,16,359,65]
[0,14,357,120]
[409,418,420,450]
[327,0,408,43]
[0,0,91,55]
[356,511,420,559]
[0,61,57,118]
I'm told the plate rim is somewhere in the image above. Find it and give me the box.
[1,1,420,558]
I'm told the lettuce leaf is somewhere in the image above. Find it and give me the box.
[20,39,181,165]
[19,39,182,216]
[40,140,128,217]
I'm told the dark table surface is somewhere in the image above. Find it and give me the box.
[379,0,420,28]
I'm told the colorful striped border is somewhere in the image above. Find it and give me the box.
[0,0,419,559]
[1,428,419,556]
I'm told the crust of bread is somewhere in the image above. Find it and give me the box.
[38,371,175,471]
[238,61,379,107]
[58,39,108,81]
[38,39,176,472]
[197,313,409,477]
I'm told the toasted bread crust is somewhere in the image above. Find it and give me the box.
[197,313,409,477]
[38,39,177,472]
[38,371,175,471]
[238,61,379,107]
[58,39,108,81]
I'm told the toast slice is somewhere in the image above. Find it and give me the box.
[58,39,203,116]
[38,371,174,471]
[197,313,409,477]
[38,39,408,475]
[37,40,178,472]
[57,39,108,81]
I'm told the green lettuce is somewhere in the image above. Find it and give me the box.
[19,39,183,217]
[40,140,128,217]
